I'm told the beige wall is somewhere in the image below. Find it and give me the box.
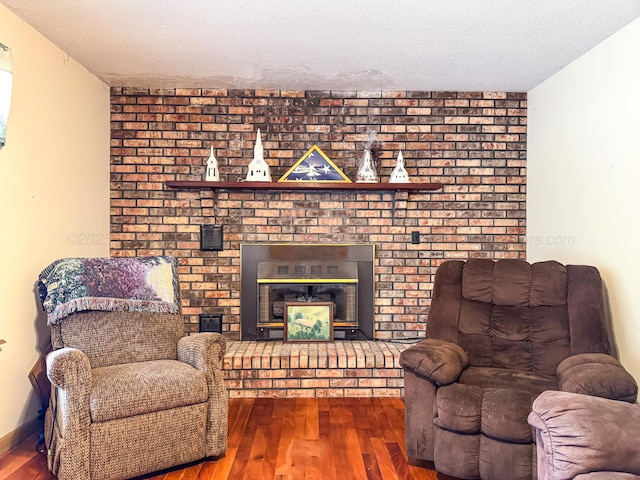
[528,18,640,383]
[0,4,110,440]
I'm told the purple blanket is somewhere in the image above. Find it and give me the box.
[38,256,180,324]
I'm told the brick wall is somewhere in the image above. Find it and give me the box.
[110,88,527,340]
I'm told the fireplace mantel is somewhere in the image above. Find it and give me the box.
[166,180,443,192]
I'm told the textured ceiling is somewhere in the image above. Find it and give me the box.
[2,0,639,91]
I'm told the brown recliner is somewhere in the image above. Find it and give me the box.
[400,259,637,480]
[529,390,640,480]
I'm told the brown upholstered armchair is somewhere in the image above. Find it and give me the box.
[400,259,637,480]
[38,256,228,480]
[529,390,640,480]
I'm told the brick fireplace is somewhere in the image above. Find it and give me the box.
[110,87,526,396]
[110,88,527,341]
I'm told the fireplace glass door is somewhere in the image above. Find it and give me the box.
[257,261,358,339]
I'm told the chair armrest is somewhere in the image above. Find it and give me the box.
[557,353,638,402]
[178,332,228,457]
[400,338,469,386]
[47,347,92,390]
[178,332,226,371]
[528,390,640,480]
[45,347,92,478]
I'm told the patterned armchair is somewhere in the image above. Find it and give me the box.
[400,259,637,480]
[38,256,228,480]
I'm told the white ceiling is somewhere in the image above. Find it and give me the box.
[2,0,640,92]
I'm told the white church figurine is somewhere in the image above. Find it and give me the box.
[205,146,220,181]
[355,148,379,183]
[245,128,272,182]
[389,151,410,183]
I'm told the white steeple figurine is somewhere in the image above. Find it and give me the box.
[389,151,410,183]
[356,131,379,183]
[245,128,272,182]
[205,146,220,181]
[356,148,379,183]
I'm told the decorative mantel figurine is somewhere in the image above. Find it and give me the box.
[245,128,272,182]
[356,131,379,183]
[389,151,410,183]
[205,146,220,181]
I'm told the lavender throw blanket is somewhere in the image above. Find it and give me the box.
[38,256,180,324]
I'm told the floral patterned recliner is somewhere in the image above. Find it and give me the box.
[38,256,228,480]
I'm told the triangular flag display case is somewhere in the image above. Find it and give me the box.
[278,145,352,183]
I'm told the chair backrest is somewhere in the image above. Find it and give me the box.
[427,259,611,376]
[50,310,184,368]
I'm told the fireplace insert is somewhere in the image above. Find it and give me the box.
[240,244,375,340]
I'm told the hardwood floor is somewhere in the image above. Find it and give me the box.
[0,397,450,480]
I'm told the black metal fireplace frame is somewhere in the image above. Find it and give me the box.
[240,243,375,341]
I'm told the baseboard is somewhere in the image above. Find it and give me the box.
[0,416,42,455]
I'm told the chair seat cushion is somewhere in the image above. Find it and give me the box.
[434,367,557,443]
[90,359,208,422]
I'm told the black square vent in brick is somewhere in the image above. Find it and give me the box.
[200,224,223,251]
[199,314,222,333]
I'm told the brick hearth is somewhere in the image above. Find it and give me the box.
[222,340,410,398]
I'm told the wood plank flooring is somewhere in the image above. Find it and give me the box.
[0,397,450,480]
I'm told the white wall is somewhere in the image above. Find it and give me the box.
[0,5,110,440]
[528,18,640,383]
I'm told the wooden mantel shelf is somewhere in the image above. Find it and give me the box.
[165,180,443,192]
